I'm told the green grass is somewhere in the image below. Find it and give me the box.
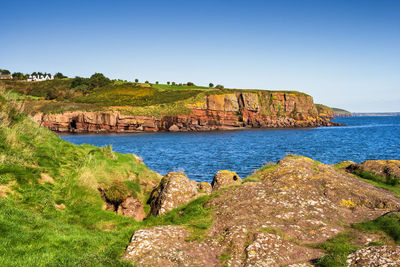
[351,170,400,197]
[312,213,400,267]
[353,213,400,243]
[145,195,214,241]
[352,170,399,186]
[1,80,313,117]
[73,84,203,107]
[0,89,217,266]
[313,232,359,267]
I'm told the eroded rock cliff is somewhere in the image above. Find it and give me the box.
[31,91,339,133]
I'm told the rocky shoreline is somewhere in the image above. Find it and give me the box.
[31,92,340,133]
[111,156,400,266]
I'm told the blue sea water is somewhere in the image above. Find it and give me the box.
[60,116,400,183]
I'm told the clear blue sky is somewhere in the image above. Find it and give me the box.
[1,0,399,112]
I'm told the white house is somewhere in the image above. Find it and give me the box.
[27,74,53,82]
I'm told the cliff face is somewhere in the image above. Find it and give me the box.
[31,91,339,133]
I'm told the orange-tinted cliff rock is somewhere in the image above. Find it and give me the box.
[31,91,339,133]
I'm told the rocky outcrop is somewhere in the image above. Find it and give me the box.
[122,226,220,266]
[124,156,400,266]
[211,170,242,191]
[348,160,400,179]
[148,172,200,216]
[31,92,340,133]
[347,246,400,266]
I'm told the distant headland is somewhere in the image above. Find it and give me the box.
[1,70,342,133]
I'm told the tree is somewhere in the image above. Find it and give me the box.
[54,72,67,79]
[12,72,25,80]
[167,81,170,85]
[187,82,194,86]
[71,76,87,88]
[135,78,139,83]
[1,69,10,75]
[88,73,110,89]
[215,84,224,89]
[172,82,176,86]
[155,81,159,84]
[145,80,149,84]
[209,83,214,88]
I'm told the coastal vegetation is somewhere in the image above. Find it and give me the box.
[1,84,399,266]
[0,75,311,117]
[0,90,214,266]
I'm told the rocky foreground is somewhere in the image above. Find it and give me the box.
[117,156,400,266]
[31,92,339,133]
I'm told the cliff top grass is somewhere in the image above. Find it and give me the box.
[1,79,311,115]
[332,107,352,116]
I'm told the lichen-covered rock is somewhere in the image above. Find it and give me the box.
[122,226,219,266]
[198,182,212,195]
[211,170,242,191]
[124,156,400,266]
[348,160,400,178]
[346,246,400,266]
[117,197,146,221]
[244,233,323,266]
[148,172,198,215]
[205,156,400,265]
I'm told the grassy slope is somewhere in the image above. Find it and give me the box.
[332,107,352,116]
[0,91,213,266]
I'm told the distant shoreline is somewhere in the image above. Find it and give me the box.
[351,112,400,117]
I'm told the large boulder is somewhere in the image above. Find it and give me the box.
[148,172,198,216]
[122,226,219,266]
[211,170,242,191]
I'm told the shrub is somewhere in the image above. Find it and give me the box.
[70,76,88,89]
[88,73,111,89]
[104,180,129,204]
[167,81,170,85]
[187,82,194,86]
[209,83,214,88]
[54,72,67,79]
[215,84,224,89]
[135,78,139,83]
[155,81,159,84]
[172,82,176,86]
[145,80,149,84]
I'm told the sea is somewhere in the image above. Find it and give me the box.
[60,116,400,183]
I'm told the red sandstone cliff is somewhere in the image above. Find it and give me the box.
[31,91,339,133]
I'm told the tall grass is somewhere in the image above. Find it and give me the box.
[1,89,206,266]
